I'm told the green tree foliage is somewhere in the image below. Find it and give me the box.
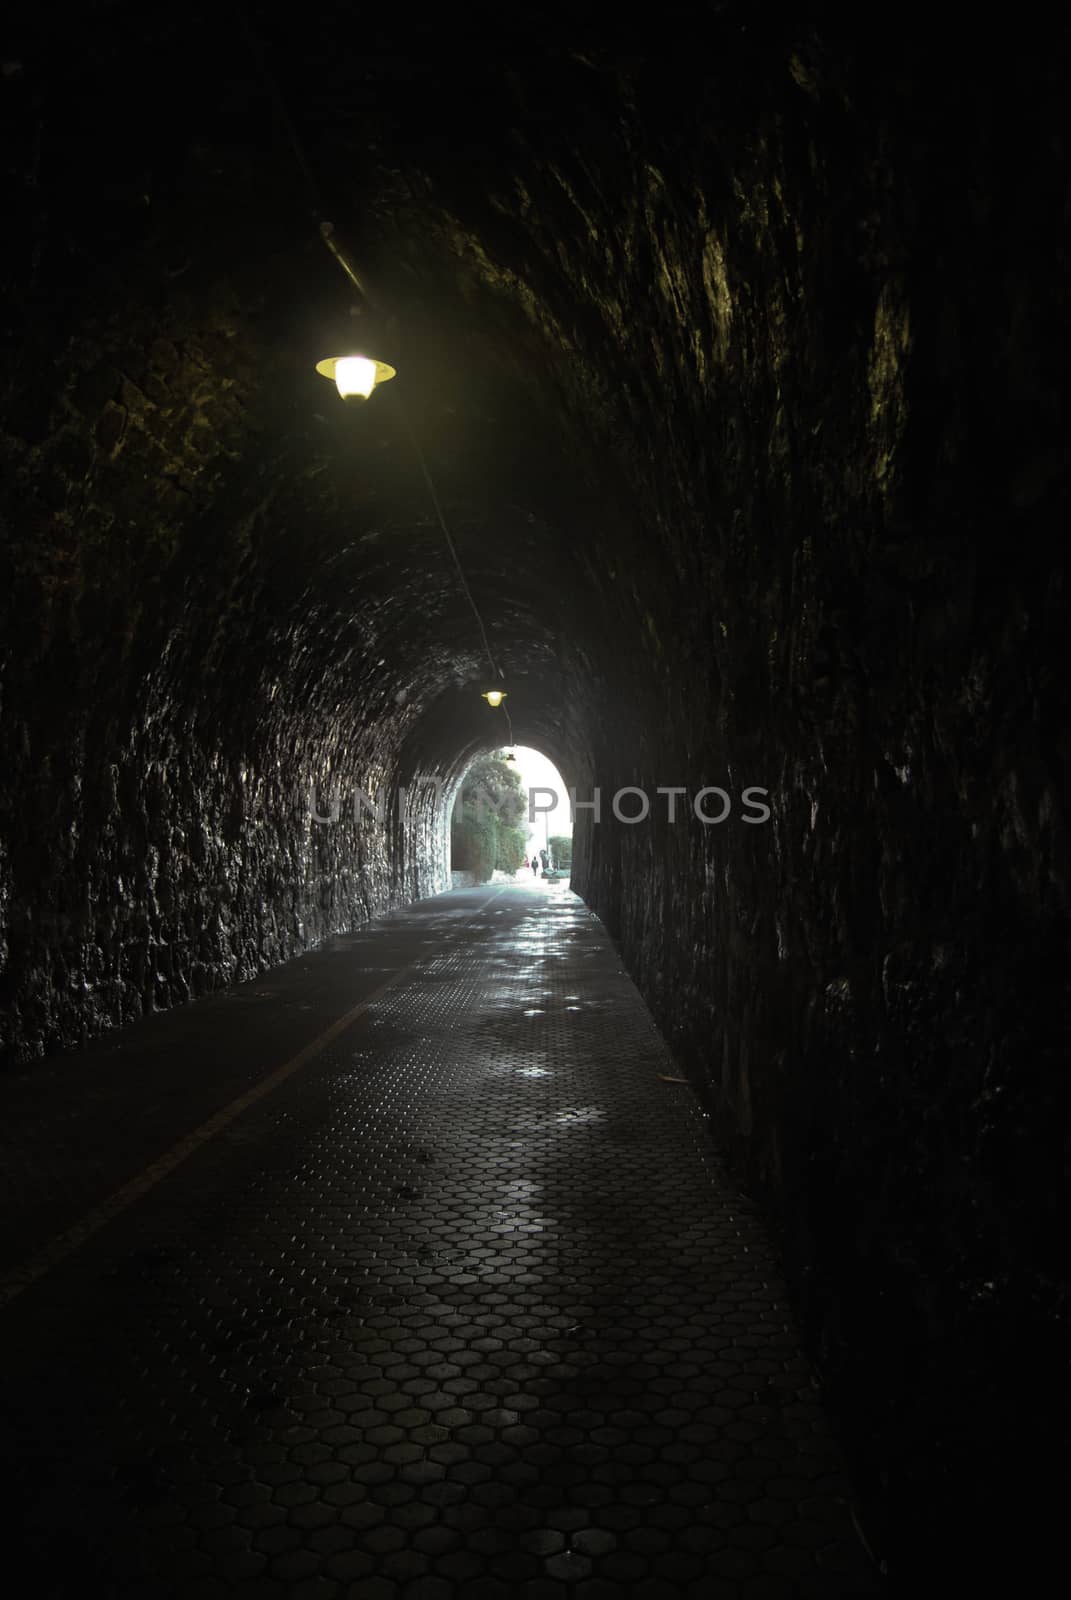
[450,753,528,883]
[496,827,526,873]
[548,833,573,868]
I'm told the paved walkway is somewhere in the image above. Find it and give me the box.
[0,884,881,1598]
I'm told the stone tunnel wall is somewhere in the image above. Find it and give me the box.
[526,44,1070,1571]
[0,279,455,1062]
[359,33,1070,1572]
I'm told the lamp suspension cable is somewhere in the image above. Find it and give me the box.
[240,9,506,703]
[395,404,503,687]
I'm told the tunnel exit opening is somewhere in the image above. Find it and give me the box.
[447,745,573,888]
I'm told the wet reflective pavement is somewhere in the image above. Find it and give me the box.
[0,884,882,1597]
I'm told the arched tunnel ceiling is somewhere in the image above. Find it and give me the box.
[3,6,870,777]
[4,8,1067,1005]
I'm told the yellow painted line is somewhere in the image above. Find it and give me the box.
[0,887,507,1310]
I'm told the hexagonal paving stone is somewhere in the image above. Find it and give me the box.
[0,889,882,1599]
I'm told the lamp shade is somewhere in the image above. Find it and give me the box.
[315,354,397,402]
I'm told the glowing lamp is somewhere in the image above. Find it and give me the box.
[482,689,507,708]
[315,354,397,403]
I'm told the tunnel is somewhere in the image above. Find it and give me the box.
[0,7,1068,1595]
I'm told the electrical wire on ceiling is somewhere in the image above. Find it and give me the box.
[238,8,512,748]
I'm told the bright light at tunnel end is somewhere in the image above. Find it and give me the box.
[305,779,772,826]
